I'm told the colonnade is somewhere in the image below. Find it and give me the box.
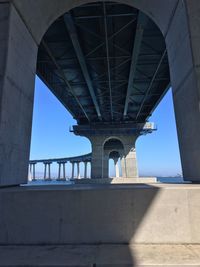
[29,158,91,181]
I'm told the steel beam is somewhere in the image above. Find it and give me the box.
[75,13,137,19]
[86,17,136,57]
[103,2,113,121]
[64,13,102,120]
[41,40,90,121]
[123,12,148,118]
[135,49,167,120]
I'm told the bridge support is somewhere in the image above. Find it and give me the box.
[166,0,200,182]
[114,158,120,178]
[84,161,88,179]
[73,124,141,179]
[0,3,37,186]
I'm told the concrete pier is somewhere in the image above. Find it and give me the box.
[73,124,150,179]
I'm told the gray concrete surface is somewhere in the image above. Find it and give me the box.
[1,244,200,266]
[0,3,37,186]
[0,184,200,245]
[72,177,157,184]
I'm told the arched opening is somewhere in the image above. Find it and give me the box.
[103,138,124,178]
[28,0,177,183]
[109,151,121,178]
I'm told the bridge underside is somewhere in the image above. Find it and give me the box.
[37,1,170,125]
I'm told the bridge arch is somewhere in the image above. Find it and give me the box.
[22,0,174,45]
[103,138,125,178]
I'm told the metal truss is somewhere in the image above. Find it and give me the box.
[37,1,170,125]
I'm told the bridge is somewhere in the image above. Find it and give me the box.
[1,0,200,266]
[29,153,92,181]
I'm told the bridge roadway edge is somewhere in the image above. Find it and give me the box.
[0,183,200,266]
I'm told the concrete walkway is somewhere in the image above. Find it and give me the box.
[0,244,200,266]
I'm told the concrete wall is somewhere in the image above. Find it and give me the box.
[0,3,37,186]
[0,184,200,245]
[166,0,200,181]
[11,0,178,44]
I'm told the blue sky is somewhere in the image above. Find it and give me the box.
[30,77,182,177]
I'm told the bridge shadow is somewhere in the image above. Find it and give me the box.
[70,183,160,266]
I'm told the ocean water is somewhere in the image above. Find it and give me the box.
[25,177,185,186]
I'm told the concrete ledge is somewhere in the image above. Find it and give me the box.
[0,244,200,266]
[71,177,157,184]
[0,184,200,245]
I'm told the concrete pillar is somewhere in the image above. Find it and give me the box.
[44,162,52,181]
[28,164,32,182]
[57,162,66,180]
[57,163,61,180]
[73,127,140,179]
[44,163,47,180]
[102,153,109,179]
[29,163,37,181]
[62,163,66,180]
[91,143,104,179]
[88,162,91,179]
[84,162,88,179]
[124,145,138,178]
[77,162,80,179]
[165,0,200,182]
[48,163,51,180]
[0,3,37,186]
[71,162,75,179]
[114,158,120,178]
[121,157,127,178]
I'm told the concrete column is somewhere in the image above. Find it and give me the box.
[57,163,61,180]
[124,144,138,178]
[57,162,66,180]
[102,153,109,179]
[71,162,75,179]
[30,163,36,181]
[84,162,88,179]
[48,163,51,180]
[121,157,127,178]
[166,0,200,182]
[0,3,37,186]
[62,163,66,180]
[44,163,47,180]
[90,137,104,179]
[28,164,32,182]
[77,162,80,179]
[43,162,52,181]
[114,158,120,178]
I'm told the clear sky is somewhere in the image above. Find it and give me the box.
[30,76,182,177]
